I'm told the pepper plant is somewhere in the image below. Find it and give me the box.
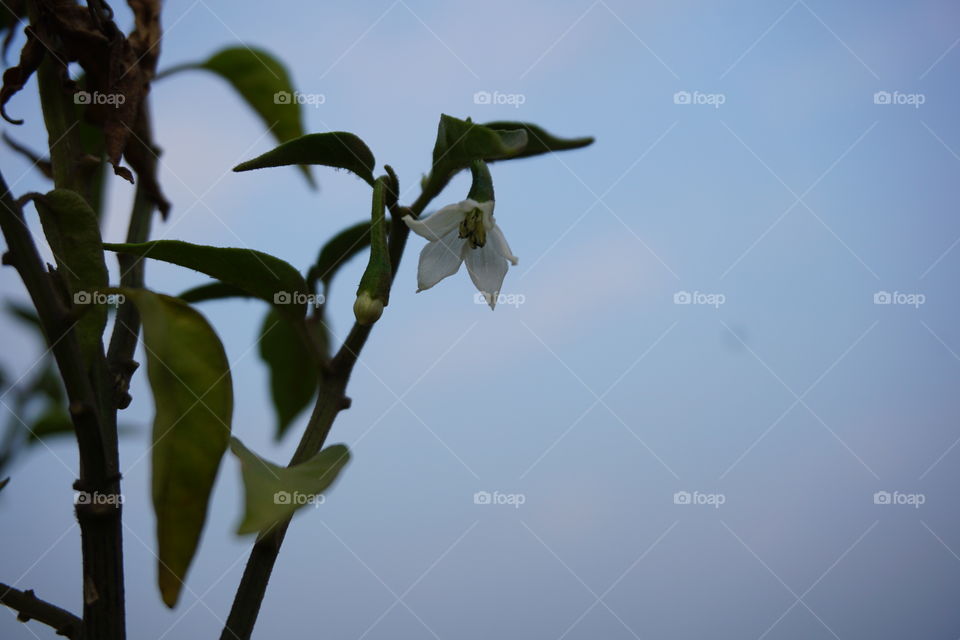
[0,2,592,639]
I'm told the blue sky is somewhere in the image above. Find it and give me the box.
[3,0,960,638]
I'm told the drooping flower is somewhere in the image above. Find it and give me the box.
[403,198,518,309]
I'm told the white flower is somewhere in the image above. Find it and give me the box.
[403,198,518,309]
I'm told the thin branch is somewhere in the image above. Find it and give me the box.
[219,190,421,640]
[0,582,82,639]
[106,102,159,410]
[0,170,125,640]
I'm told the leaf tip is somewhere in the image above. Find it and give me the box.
[159,567,182,608]
[299,164,317,189]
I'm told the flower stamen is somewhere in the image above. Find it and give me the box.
[458,207,487,249]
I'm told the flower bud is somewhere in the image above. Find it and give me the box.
[353,291,384,325]
[353,177,391,325]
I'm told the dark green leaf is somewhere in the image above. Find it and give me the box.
[178,281,253,304]
[426,115,527,192]
[2,132,52,179]
[4,299,40,332]
[0,0,25,62]
[28,404,73,442]
[482,121,594,160]
[230,438,350,535]
[306,221,370,292]
[233,132,376,187]
[258,309,326,440]
[104,241,310,321]
[119,289,232,608]
[34,189,109,362]
[183,47,313,187]
[30,363,64,405]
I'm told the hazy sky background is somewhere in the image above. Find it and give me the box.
[3,0,960,638]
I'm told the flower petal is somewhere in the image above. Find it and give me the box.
[488,224,518,265]
[476,200,495,229]
[403,202,469,241]
[464,243,509,309]
[417,230,466,292]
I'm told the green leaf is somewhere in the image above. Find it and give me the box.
[0,1,25,62]
[30,363,64,405]
[28,404,73,443]
[4,299,40,332]
[230,438,350,535]
[104,241,310,321]
[258,308,326,440]
[306,221,370,292]
[119,289,232,608]
[185,47,313,187]
[427,115,528,192]
[233,132,376,187]
[34,189,109,362]
[482,121,594,160]
[178,281,253,304]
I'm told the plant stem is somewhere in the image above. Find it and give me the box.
[107,101,159,410]
[219,193,422,640]
[153,61,199,81]
[0,582,82,639]
[23,5,127,633]
[35,53,87,200]
[0,169,125,640]
[219,376,348,640]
